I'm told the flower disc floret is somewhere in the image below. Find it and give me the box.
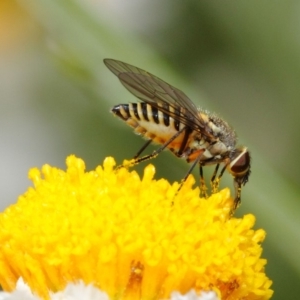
[0,156,273,300]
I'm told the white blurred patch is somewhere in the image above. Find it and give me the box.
[171,289,219,300]
[0,278,40,300]
[0,278,109,300]
[51,281,109,300]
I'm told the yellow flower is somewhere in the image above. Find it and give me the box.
[0,155,273,300]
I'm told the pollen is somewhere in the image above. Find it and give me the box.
[0,155,273,300]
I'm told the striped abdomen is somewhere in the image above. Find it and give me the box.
[111,102,197,155]
[112,102,207,160]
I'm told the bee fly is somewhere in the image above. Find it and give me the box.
[104,58,251,211]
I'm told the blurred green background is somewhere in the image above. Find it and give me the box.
[1,0,299,298]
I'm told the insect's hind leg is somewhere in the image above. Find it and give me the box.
[117,127,186,169]
[115,139,153,170]
[133,139,152,159]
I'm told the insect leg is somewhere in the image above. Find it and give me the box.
[177,150,206,197]
[199,165,208,198]
[217,165,227,180]
[211,164,242,215]
[120,126,186,168]
[211,164,227,195]
[210,164,220,194]
[211,164,220,183]
[134,139,152,159]
[233,180,242,213]
[181,156,202,184]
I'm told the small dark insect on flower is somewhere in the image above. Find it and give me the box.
[104,59,251,212]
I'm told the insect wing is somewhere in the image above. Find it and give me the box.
[104,59,205,131]
[104,59,149,78]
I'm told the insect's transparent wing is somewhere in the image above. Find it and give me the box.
[104,59,206,130]
[104,58,150,78]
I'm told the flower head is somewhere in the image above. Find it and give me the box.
[0,156,273,299]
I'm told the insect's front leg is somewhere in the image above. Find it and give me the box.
[231,179,242,215]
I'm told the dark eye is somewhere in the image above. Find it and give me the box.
[228,148,251,176]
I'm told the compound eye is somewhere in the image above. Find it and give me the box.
[228,148,251,176]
